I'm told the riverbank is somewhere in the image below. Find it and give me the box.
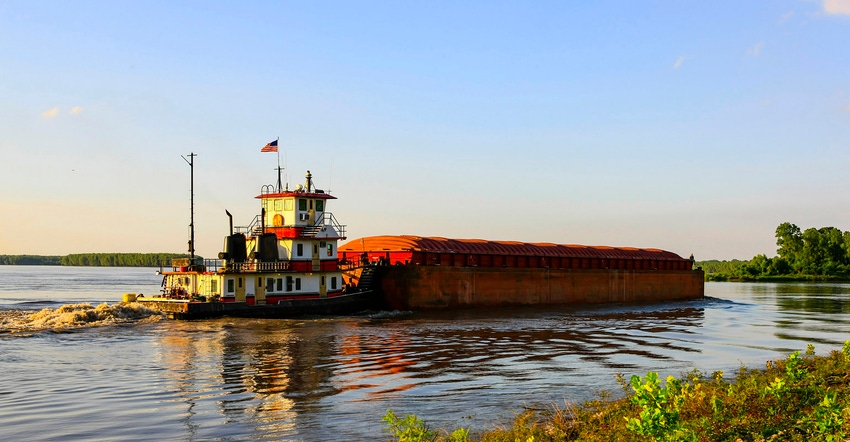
[705,274,850,283]
[386,343,850,441]
[0,253,188,267]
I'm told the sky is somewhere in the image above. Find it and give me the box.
[1,1,849,260]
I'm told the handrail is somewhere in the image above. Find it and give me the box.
[160,258,224,273]
[317,212,346,239]
[235,214,263,235]
[230,261,291,272]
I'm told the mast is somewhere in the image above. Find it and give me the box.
[275,137,282,192]
[182,152,197,263]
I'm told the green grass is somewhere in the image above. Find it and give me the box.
[384,342,850,441]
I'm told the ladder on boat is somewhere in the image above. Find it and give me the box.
[356,265,378,291]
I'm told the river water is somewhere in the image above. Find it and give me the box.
[1,266,849,441]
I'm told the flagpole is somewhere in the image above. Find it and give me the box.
[275,137,282,192]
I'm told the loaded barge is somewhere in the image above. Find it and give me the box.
[339,236,704,310]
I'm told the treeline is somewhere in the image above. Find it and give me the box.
[0,255,63,265]
[698,222,850,281]
[0,253,191,267]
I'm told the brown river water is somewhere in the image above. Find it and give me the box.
[1,266,849,440]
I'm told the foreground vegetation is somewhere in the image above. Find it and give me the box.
[697,222,850,281]
[384,342,850,441]
[0,253,190,267]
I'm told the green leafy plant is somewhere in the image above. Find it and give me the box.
[383,409,436,442]
[809,390,847,441]
[624,372,694,441]
[383,409,471,442]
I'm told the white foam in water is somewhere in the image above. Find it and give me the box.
[0,302,163,334]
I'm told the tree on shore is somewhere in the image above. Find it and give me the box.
[0,255,62,265]
[0,253,192,267]
[701,222,850,280]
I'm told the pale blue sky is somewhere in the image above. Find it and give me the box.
[2,1,849,260]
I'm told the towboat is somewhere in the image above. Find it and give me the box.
[133,152,379,319]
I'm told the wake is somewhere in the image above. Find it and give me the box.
[0,302,164,335]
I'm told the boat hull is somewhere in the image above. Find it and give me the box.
[136,290,379,320]
[376,265,705,310]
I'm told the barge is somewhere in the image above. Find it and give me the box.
[339,235,704,310]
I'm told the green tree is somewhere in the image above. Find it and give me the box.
[775,222,803,272]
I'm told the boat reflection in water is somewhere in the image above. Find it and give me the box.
[150,302,707,439]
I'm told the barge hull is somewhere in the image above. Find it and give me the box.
[377,266,705,310]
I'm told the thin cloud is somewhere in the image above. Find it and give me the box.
[40,108,59,119]
[69,106,83,115]
[778,11,794,24]
[824,0,850,15]
[747,41,765,57]
[673,56,687,69]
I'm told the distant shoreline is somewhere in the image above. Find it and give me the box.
[0,253,192,267]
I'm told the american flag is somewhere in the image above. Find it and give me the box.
[261,139,278,152]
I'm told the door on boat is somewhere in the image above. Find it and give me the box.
[235,276,246,302]
[320,275,327,298]
[255,275,267,305]
[312,243,320,272]
[245,277,255,305]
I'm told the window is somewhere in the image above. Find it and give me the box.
[297,244,303,256]
[321,276,325,286]
[276,278,283,292]
[327,243,334,257]
[266,278,274,292]
[313,244,318,254]
[298,199,307,211]
[309,200,313,210]
[210,280,218,293]
[316,200,324,211]
[274,199,282,211]
[227,279,235,293]
[286,276,293,292]
[238,277,242,288]
[295,278,301,290]
[285,199,293,211]
[331,276,337,290]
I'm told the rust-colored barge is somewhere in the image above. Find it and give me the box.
[340,235,704,310]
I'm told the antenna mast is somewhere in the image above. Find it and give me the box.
[275,137,282,192]
[181,152,197,264]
